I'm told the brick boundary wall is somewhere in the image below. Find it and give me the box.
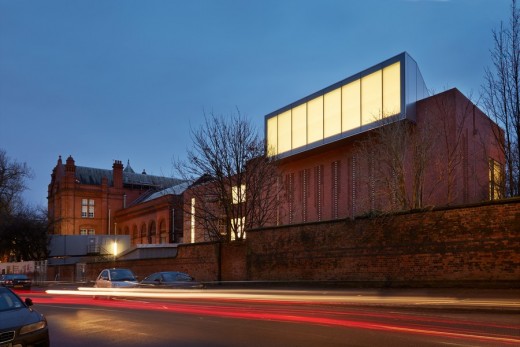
[47,198,519,288]
[247,198,520,288]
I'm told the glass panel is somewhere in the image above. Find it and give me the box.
[307,96,324,144]
[383,62,401,117]
[324,88,341,138]
[292,104,307,149]
[361,69,382,125]
[342,80,361,132]
[277,110,292,154]
[267,116,278,156]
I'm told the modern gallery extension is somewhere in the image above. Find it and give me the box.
[265,52,503,225]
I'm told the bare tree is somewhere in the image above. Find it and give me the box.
[356,116,437,212]
[0,205,49,261]
[483,0,520,197]
[174,111,280,242]
[0,149,48,261]
[0,149,33,216]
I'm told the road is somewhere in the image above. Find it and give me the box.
[13,287,520,347]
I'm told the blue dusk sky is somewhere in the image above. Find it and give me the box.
[0,0,512,207]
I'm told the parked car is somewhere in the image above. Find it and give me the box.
[94,268,139,288]
[0,286,49,347]
[0,274,32,289]
[139,271,203,289]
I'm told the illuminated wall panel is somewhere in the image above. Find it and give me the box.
[267,116,278,155]
[307,96,324,144]
[278,110,292,154]
[361,69,382,125]
[383,62,401,116]
[292,104,307,149]
[324,88,341,138]
[342,80,361,132]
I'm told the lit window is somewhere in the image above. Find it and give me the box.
[231,217,246,241]
[232,184,246,204]
[190,198,196,243]
[80,229,95,235]
[489,159,503,200]
[82,199,95,218]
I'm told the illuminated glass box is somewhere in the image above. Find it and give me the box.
[266,52,428,158]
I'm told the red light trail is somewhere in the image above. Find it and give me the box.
[16,289,520,346]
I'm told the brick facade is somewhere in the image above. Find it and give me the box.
[247,198,520,287]
[273,89,504,226]
[48,156,185,244]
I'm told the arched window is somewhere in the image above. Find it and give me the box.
[132,225,139,245]
[140,223,147,244]
[149,221,156,244]
[159,220,167,244]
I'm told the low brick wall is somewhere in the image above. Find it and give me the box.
[247,198,520,287]
[220,241,247,281]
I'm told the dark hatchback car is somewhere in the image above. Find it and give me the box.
[0,286,49,347]
[139,271,203,289]
[0,274,32,289]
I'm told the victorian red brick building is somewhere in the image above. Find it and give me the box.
[48,156,187,245]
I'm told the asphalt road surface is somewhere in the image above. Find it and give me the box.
[14,287,520,347]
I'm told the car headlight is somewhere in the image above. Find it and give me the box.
[19,320,47,335]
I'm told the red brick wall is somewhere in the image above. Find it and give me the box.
[49,199,519,288]
[220,241,247,281]
[247,198,520,287]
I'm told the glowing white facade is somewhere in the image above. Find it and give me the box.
[266,52,428,158]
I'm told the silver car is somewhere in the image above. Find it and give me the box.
[94,268,138,288]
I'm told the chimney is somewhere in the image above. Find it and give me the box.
[113,160,124,189]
